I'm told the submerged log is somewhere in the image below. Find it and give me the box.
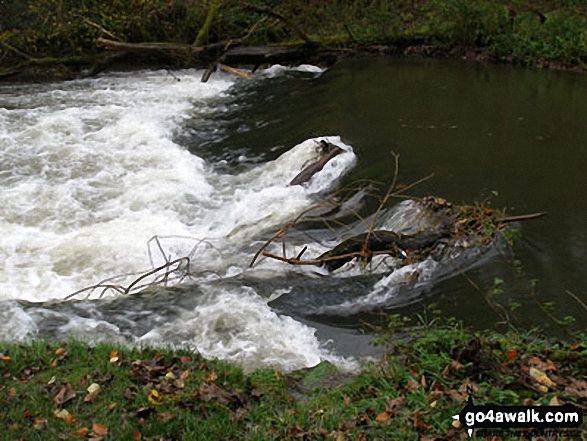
[316,227,451,271]
[290,140,344,186]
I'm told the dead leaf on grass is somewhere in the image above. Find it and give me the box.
[74,427,89,437]
[54,408,75,424]
[54,383,76,405]
[566,378,587,399]
[375,412,390,422]
[92,422,108,436]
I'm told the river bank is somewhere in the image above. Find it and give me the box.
[1,0,587,82]
[1,318,585,440]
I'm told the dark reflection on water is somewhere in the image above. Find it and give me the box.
[195,58,587,337]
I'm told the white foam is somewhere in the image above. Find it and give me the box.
[139,286,324,373]
[260,64,325,78]
[0,69,359,372]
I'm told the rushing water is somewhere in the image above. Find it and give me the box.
[1,59,585,372]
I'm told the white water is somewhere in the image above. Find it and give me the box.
[0,67,364,372]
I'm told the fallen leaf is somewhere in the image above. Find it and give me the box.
[179,356,191,365]
[147,389,163,405]
[385,396,405,415]
[132,430,141,440]
[529,367,556,388]
[8,387,16,397]
[108,402,117,410]
[165,371,176,380]
[47,376,56,385]
[23,410,34,419]
[54,408,75,424]
[565,378,587,399]
[109,351,119,363]
[92,422,108,436]
[375,412,390,422]
[406,378,420,391]
[87,383,100,395]
[550,396,563,406]
[274,371,280,381]
[74,427,89,437]
[0,355,11,363]
[55,348,67,356]
[84,383,101,402]
[506,348,518,361]
[179,370,190,380]
[198,383,240,405]
[33,418,47,430]
[158,412,174,422]
[54,383,76,405]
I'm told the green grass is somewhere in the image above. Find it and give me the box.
[1,319,586,440]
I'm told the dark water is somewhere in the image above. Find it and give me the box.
[201,57,587,338]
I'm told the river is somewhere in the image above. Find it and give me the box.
[1,58,585,372]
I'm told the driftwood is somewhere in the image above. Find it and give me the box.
[290,140,345,186]
[315,227,451,271]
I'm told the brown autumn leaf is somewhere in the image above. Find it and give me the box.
[55,347,67,356]
[132,430,141,440]
[54,383,76,405]
[8,387,16,397]
[92,422,108,436]
[74,427,89,437]
[205,372,218,382]
[565,378,587,399]
[406,378,420,391]
[109,350,119,363]
[375,412,390,423]
[386,395,406,415]
[0,355,12,363]
[506,347,518,361]
[199,383,240,405]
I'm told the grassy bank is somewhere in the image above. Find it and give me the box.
[1,0,587,80]
[1,318,585,440]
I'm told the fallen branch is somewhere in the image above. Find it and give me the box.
[499,212,548,224]
[217,62,255,79]
[290,140,345,186]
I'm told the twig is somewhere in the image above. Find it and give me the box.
[82,17,119,40]
[499,212,548,224]
[565,289,587,316]
[243,3,315,45]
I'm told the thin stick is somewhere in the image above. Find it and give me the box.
[565,289,587,315]
[217,63,255,79]
[499,212,548,224]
